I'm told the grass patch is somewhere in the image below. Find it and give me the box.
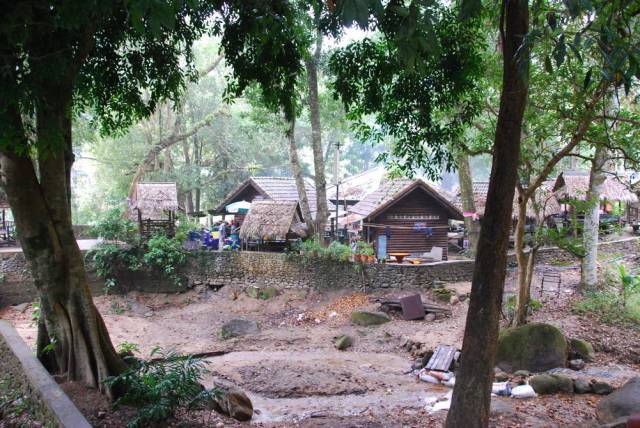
[573,291,640,328]
[0,379,38,427]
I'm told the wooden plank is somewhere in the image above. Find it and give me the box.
[425,345,457,371]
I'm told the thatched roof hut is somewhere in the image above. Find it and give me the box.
[130,182,179,219]
[239,200,307,241]
[553,171,638,203]
[453,181,561,219]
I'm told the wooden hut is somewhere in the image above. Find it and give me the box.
[210,177,318,225]
[348,179,463,260]
[553,171,638,213]
[239,200,307,250]
[129,182,179,238]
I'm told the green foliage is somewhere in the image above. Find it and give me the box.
[86,243,141,292]
[329,5,484,178]
[573,291,640,327]
[618,264,640,309]
[90,208,138,244]
[0,379,36,424]
[174,215,202,244]
[327,241,353,262]
[292,239,354,263]
[117,341,141,355]
[503,296,543,324]
[541,227,586,258]
[143,235,187,285]
[355,241,374,256]
[103,347,218,428]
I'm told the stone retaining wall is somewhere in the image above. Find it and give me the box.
[1,237,638,305]
[0,321,91,428]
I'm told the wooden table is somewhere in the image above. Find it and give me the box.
[388,252,410,263]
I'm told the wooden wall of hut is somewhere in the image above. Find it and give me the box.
[368,188,450,259]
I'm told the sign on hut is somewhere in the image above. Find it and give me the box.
[239,200,307,251]
[129,182,179,238]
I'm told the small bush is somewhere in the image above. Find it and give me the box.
[103,348,219,428]
[143,235,187,285]
[90,208,138,244]
[573,291,640,327]
[174,215,202,244]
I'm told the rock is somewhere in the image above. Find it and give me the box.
[458,293,468,302]
[514,370,530,377]
[334,335,353,351]
[219,319,259,339]
[259,287,278,300]
[144,311,154,318]
[496,323,568,373]
[592,380,614,395]
[209,384,253,421]
[574,378,592,394]
[11,302,30,313]
[425,313,436,322]
[597,377,640,423]
[433,288,452,302]
[569,359,586,371]
[529,374,559,394]
[551,374,574,393]
[449,295,459,305]
[570,338,595,362]
[495,372,510,382]
[350,311,391,326]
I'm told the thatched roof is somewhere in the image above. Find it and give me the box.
[131,182,179,217]
[349,178,463,221]
[453,181,561,219]
[553,171,638,203]
[211,177,318,219]
[239,200,307,241]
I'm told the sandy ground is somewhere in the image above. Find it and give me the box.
[2,261,640,427]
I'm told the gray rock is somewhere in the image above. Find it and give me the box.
[219,319,259,339]
[597,377,640,423]
[494,369,510,382]
[592,380,614,395]
[496,323,568,373]
[551,374,574,393]
[569,359,586,371]
[351,311,391,326]
[573,378,592,394]
[570,338,595,362]
[529,374,559,394]
[11,302,30,313]
[514,370,530,377]
[209,384,253,421]
[425,313,436,322]
[334,335,353,351]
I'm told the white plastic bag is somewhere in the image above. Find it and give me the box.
[443,377,455,387]
[419,373,440,384]
[511,384,537,399]
[492,382,509,394]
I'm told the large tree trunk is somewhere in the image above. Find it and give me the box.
[1,100,125,399]
[445,0,529,426]
[286,117,315,235]
[305,22,329,239]
[456,151,480,253]
[581,146,607,290]
[182,141,195,214]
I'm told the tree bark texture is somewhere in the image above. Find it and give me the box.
[305,25,329,238]
[286,117,315,235]
[581,145,607,290]
[455,151,480,253]
[1,99,126,399]
[446,0,529,426]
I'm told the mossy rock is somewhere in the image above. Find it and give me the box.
[245,286,260,299]
[259,287,278,300]
[432,288,452,303]
[529,374,559,394]
[496,323,568,373]
[551,374,574,393]
[351,311,391,326]
[334,335,353,350]
[570,338,595,362]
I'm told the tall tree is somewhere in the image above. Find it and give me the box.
[455,151,480,253]
[287,117,315,233]
[446,0,529,424]
[581,145,607,290]
[0,0,305,397]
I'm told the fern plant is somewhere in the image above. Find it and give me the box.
[103,347,219,428]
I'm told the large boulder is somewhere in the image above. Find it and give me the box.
[219,319,259,339]
[496,323,568,373]
[597,377,640,423]
[351,311,391,326]
[570,338,595,362]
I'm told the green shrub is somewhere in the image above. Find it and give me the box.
[355,241,374,256]
[86,243,141,293]
[327,241,352,262]
[174,215,202,244]
[90,208,138,244]
[143,235,187,285]
[103,348,219,428]
[573,291,640,327]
